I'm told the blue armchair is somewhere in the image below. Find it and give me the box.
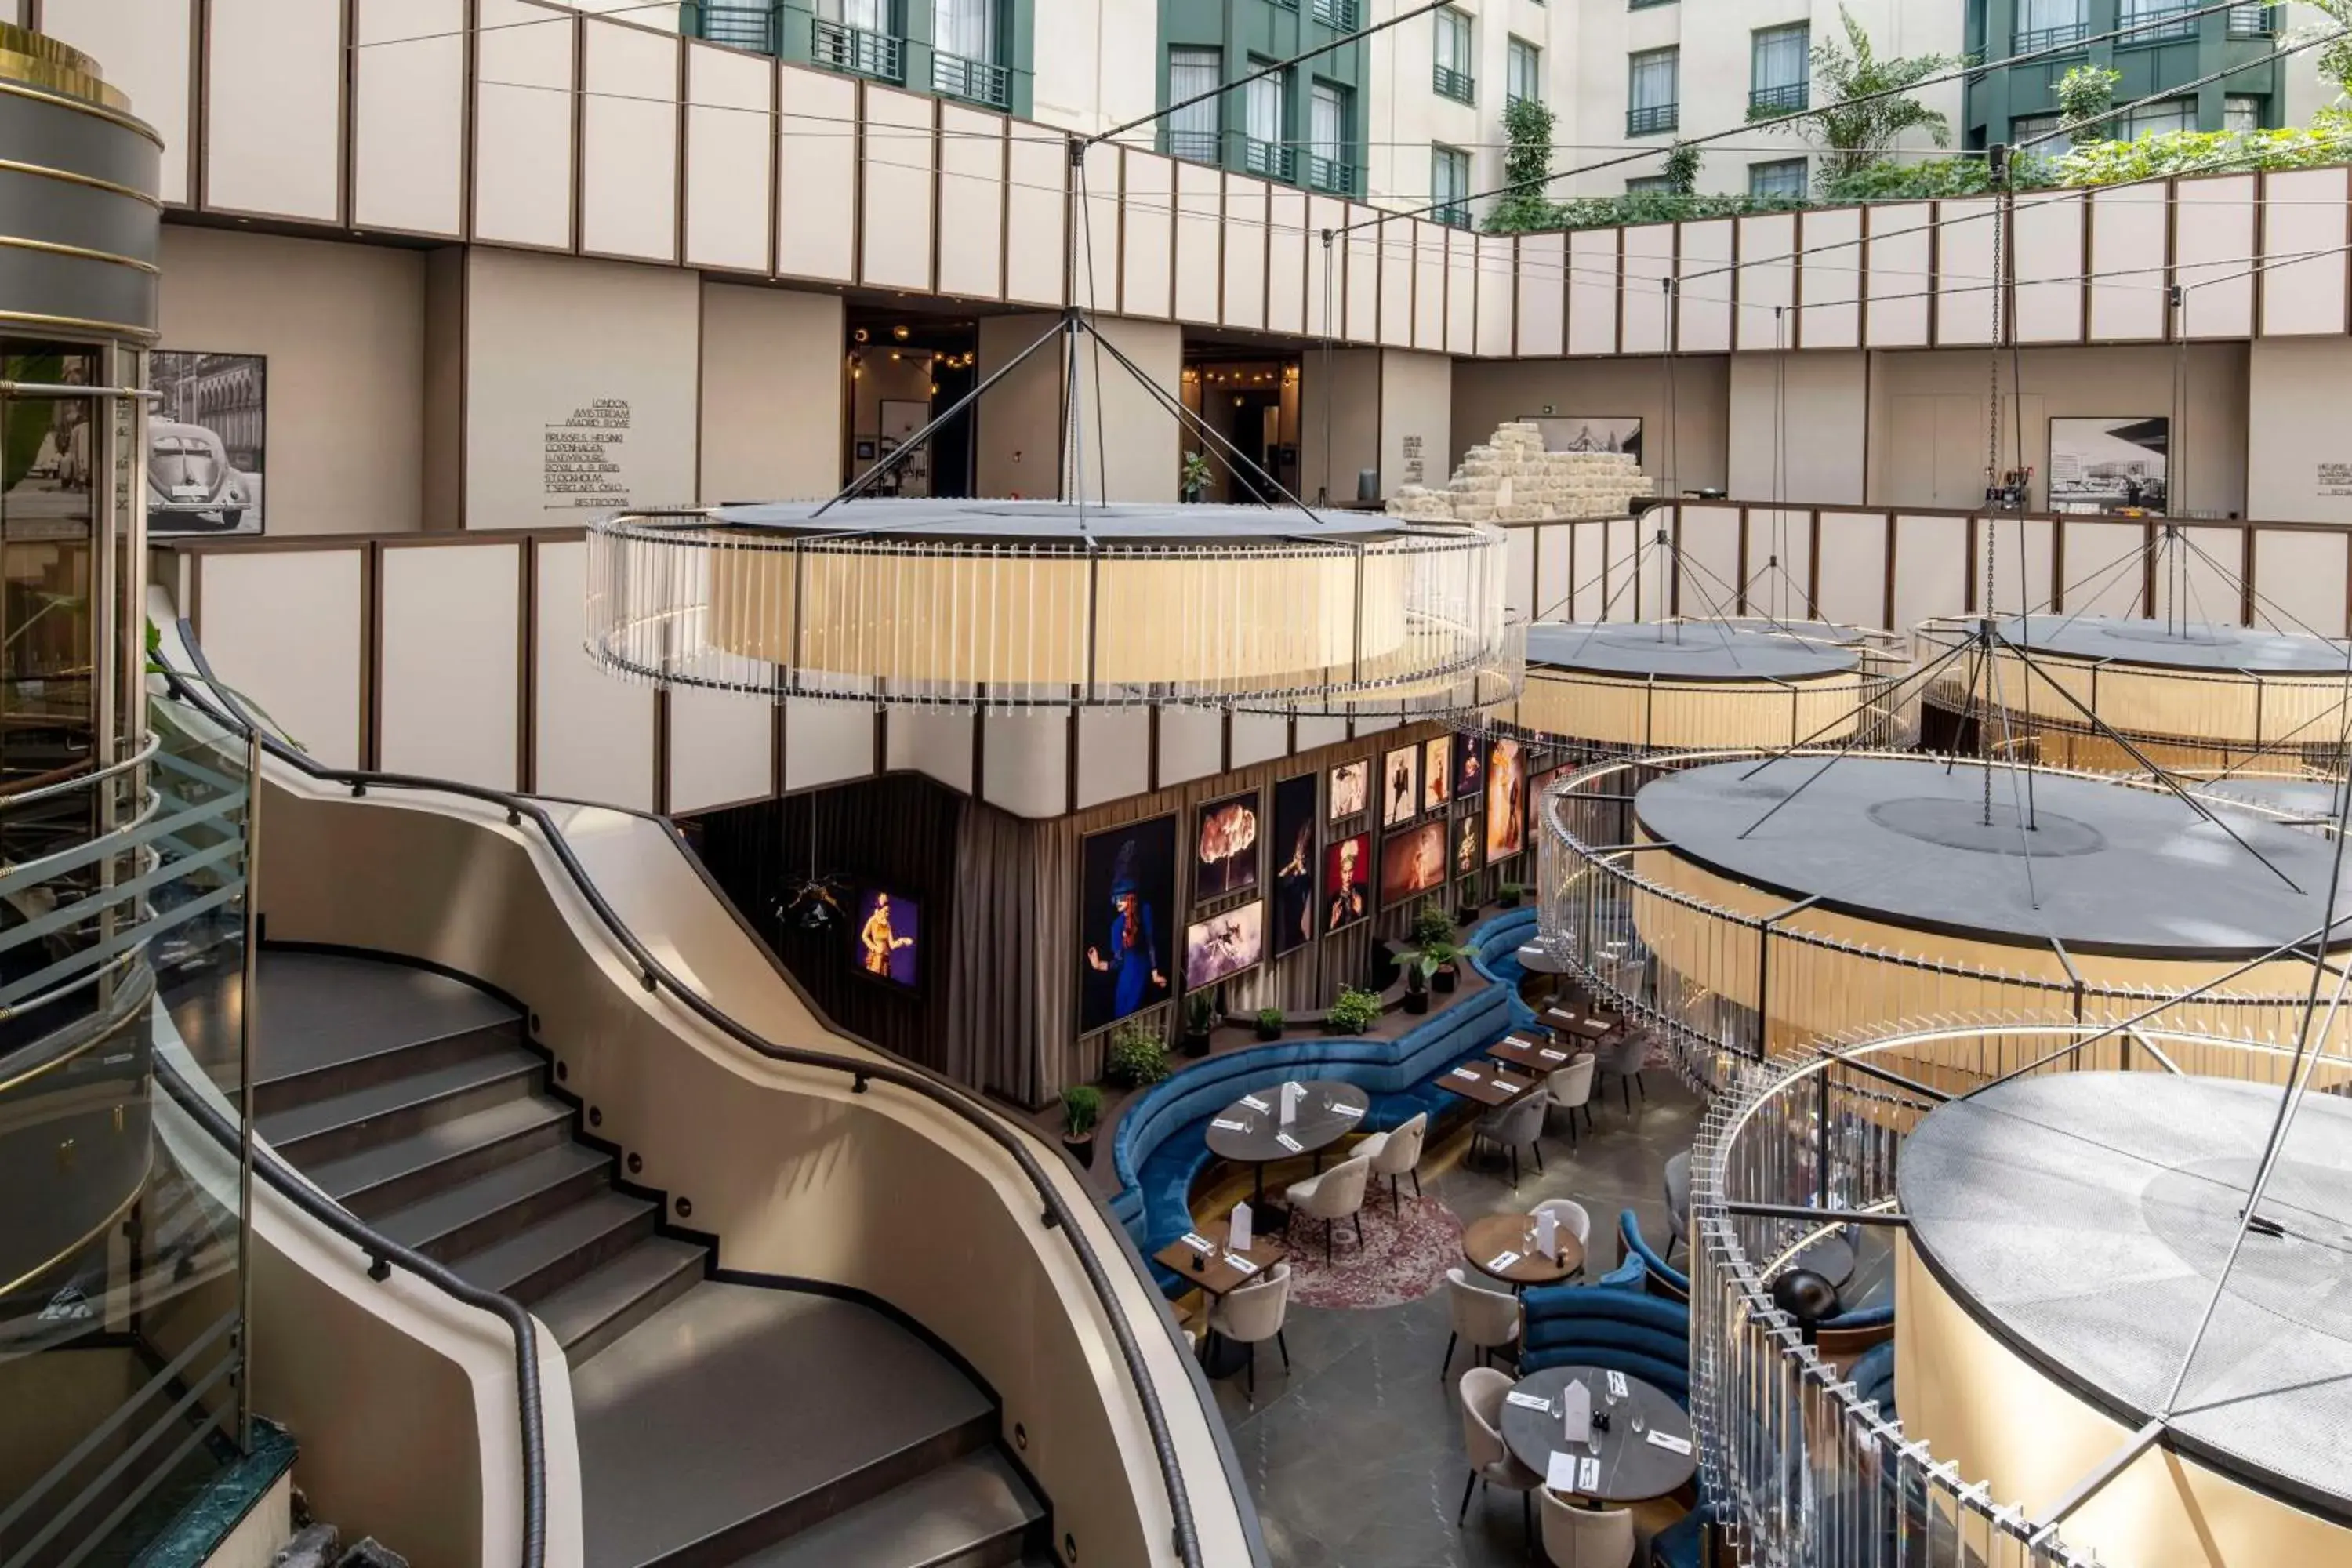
[1519,1277,1691,1405]
[1618,1208,1689,1302]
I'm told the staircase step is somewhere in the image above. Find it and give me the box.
[730,1450,1045,1568]
[257,1046,545,1166]
[448,1190,659,1304]
[254,1019,524,1116]
[532,1236,709,1363]
[372,1143,617,1262]
[307,1094,577,1220]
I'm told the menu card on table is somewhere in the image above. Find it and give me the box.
[1230,1201,1253,1252]
[1561,1379,1592,1443]
[1534,1210,1559,1259]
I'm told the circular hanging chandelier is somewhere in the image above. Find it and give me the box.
[585,499,1523,716]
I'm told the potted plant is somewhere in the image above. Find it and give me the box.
[1179,450,1214,503]
[1401,950,1436,1014]
[1427,939,1465,995]
[1327,985,1383,1036]
[1411,902,1454,949]
[1181,992,1216,1058]
[1061,1085,1102,1167]
[1103,1022,1171,1088]
[1498,880,1525,909]
[1254,1006,1286,1041]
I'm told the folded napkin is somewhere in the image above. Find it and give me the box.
[1276,1131,1303,1152]
[1239,1094,1271,1112]
[1644,1429,1693,1456]
[1486,1250,1523,1271]
[1225,1253,1261,1276]
[1504,1390,1552,1412]
[1330,1102,1363,1119]
[1210,1117,1250,1132]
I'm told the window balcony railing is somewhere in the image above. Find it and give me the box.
[1748,80,1807,114]
[1626,102,1679,136]
[1308,153,1360,195]
[811,16,905,83]
[1165,127,1221,164]
[1313,0,1361,28]
[1242,137,1295,182]
[931,49,1010,108]
[1432,201,1472,229]
[2226,2,2276,38]
[2013,20,2089,51]
[2119,3,2198,44]
[1433,64,1475,103]
[696,3,779,53]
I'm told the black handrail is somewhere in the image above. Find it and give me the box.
[160,628,1224,1568]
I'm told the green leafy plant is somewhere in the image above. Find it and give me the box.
[1179,450,1214,499]
[1795,7,1970,189]
[1485,96,1569,234]
[1256,1006,1285,1033]
[1062,1083,1103,1138]
[1102,1022,1171,1088]
[1184,992,1216,1033]
[1327,985,1384,1033]
[1498,880,1525,907]
[1410,902,1455,949]
[2300,0,2352,101]
[1661,141,1702,196]
[2055,64,2122,135]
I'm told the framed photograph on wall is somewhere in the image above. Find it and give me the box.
[2049,417,2169,514]
[1454,734,1485,801]
[1269,774,1319,957]
[1185,900,1265,989]
[1423,735,1452,813]
[1380,820,1447,909]
[850,884,920,992]
[1193,790,1262,901]
[149,351,266,536]
[1078,815,1176,1034]
[1531,415,1642,466]
[1455,815,1483,877]
[1381,744,1419,827]
[1486,738,1527,864]
[1323,833,1371,934]
[1329,759,1370,822]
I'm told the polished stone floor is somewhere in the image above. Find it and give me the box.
[1190,1072,1703,1568]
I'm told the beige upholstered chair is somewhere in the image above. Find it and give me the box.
[1207,1260,1293,1403]
[1538,1488,1637,1568]
[1283,1152,1371,1262]
[1595,1033,1649,1113]
[1530,1197,1593,1253]
[1352,1112,1428,1212]
[1473,1091,1551,1187]
[1457,1366,1544,1544]
[1442,1266,1523,1381]
[1546,1054,1598,1146]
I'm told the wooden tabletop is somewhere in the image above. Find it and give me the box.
[1543,1007,1616,1040]
[1489,1035,1582,1073]
[1462,1210,1584,1286]
[1153,1218,1287,1298]
[1202,1080,1370,1165]
[1437,1058,1541,1107]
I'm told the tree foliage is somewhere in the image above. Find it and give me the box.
[2299,0,2352,102]
[1484,96,1566,234]
[1796,5,1969,187]
[2055,64,2122,132]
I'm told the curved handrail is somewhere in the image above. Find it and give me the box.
[161,624,1228,1568]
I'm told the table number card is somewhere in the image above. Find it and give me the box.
[1230,1201,1253,1252]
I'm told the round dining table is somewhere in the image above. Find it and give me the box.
[1461,1210,1584,1288]
[1203,1079,1370,1210]
[1498,1364,1697,1504]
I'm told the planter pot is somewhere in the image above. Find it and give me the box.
[1454,906,1479,927]
[1062,1133,1095,1169]
[1324,1017,1348,1035]
[1255,1020,1284,1041]
[1433,966,1459,995]
[1403,990,1430,1015]
[1498,891,1522,909]
[1181,1029,1212,1059]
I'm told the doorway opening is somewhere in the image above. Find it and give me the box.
[844,307,978,497]
[1178,346,1301,504]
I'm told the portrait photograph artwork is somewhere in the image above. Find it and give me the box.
[1079,815,1175,1034]
[1270,774,1319,956]
[1185,900,1265,990]
[1454,733,1483,801]
[1486,738,1526,863]
[1382,744,1418,827]
[1423,735,1451,812]
[1323,833,1371,933]
[1456,815,1483,877]
[1328,759,1369,821]
[1380,821,1448,908]
[851,885,920,990]
[1193,790,1261,900]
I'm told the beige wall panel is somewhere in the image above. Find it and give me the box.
[1475,236,1513,358]
[1797,208,1861,350]
[1534,523,1573,621]
[2088,187,2167,341]
[777,67,858,282]
[1156,708,1221,787]
[1973,515,2055,617]
[474,0,576,249]
[1677,220,1733,354]
[197,550,365,770]
[684,42,775,274]
[205,0,341,221]
[1504,525,1535,621]
[1117,150,1174,319]
[42,0,194,204]
[352,0,466,238]
[1740,507,1813,618]
[1222,176,1269,331]
[1074,708,1150,809]
[1078,142,1119,310]
[975,313,1062,499]
[1602,516,1642,621]
[464,250,699,530]
[1567,229,1619,357]
[1728,351,1865,506]
[980,713,1067,816]
[1305,196,1347,339]
[935,104,1006,300]
[1813,512,1884,629]
[1004,129,1066,307]
[1865,204,1930,348]
[1231,713,1287,770]
[1621,227,1675,356]
[1298,347,1379,505]
[533,539,655,809]
[1381,349,1452,500]
[379,543,521,790]
[2247,338,2352,526]
[699,284,842,503]
[1450,356,1730,495]
[2257,167,2350,336]
[861,87,937,292]
[1936,198,1998,347]
[669,686,772,814]
[1517,232,1566,357]
[1444,228,1475,356]
[884,710,974,797]
[1894,512,1969,631]
[2058,518,2146,617]
[1560,521,1601,620]
[784,699,876,791]
[580,20,680,263]
[1172,158,1224,325]
[1343,212,1381,344]
[2154,524,2244,629]
[2013,192,2085,343]
[1071,316,1181,502]
[1395,223,1431,350]
[1295,715,1347,753]
[2248,524,2349,638]
[1266,188,1306,336]
[1674,506,1738,617]
[158,227,425,535]
[1734,214,1794,350]
[2176,174,2256,339]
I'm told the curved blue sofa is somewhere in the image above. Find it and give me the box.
[1619,1209,1689,1301]
[1519,1273,1692,1406]
[1109,909,1539,1293]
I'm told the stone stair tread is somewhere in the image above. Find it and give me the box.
[729,1449,1044,1568]
[372,1142,614,1251]
[448,1189,655,1296]
[256,1044,543,1146]
[531,1237,709,1352]
[303,1095,574,1204]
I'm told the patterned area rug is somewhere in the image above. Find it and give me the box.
[1279,1194,1465,1311]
